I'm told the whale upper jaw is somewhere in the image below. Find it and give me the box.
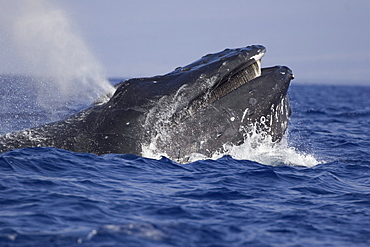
[169,45,268,121]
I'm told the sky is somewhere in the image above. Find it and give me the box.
[1,0,370,85]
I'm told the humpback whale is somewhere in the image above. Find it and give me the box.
[0,45,294,163]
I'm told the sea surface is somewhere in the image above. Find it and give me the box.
[0,76,369,246]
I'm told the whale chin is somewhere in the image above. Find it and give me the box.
[0,44,294,163]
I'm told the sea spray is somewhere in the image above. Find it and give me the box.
[0,0,115,112]
[143,125,322,168]
[197,130,320,167]
[214,135,321,168]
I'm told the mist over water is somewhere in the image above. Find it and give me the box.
[0,0,115,110]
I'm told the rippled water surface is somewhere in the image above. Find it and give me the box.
[0,78,369,246]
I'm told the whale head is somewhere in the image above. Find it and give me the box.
[90,45,294,162]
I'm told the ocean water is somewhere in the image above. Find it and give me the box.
[0,76,369,246]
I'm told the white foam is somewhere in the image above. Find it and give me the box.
[212,135,322,168]
[141,133,169,160]
[143,127,322,167]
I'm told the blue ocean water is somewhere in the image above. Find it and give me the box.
[0,76,369,246]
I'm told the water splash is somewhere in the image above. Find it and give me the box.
[211,134,322,168]
[143,126,322,168]
[0,0,115,110]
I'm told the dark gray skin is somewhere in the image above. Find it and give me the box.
[0,45,294,162]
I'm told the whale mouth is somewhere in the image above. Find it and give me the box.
[175,58,263,121]
[210,60,261,101]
